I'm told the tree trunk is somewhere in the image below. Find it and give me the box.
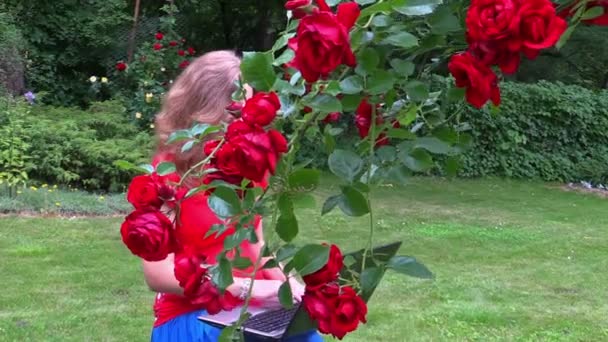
[127,0,141,63]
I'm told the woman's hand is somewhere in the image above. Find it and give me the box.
[229,278,305,308]
[288,277,305,303]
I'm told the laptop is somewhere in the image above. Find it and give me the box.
[199,241,402,341]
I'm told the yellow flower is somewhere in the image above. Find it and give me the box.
[135,112,143,119]
[48,189,53,193]
[55,202,61,207]
[99,196,105,201]
[101,77,108,83]
[150,123,155,129]
[89,76,97,83]
[145,93,154,103]
[42,184,48,188]
[30,186,38,191]
[53,185,58,189]
[16,190,22,195]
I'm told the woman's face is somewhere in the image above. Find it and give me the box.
[223,84,254,124]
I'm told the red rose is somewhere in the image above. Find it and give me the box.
[225,101,244,113]
[329,286,368,339]
[354,99,383,139]
[322,112,340,124]
[174,251,208,297]
[303,283,340,334]
[267,129,288,154]
[217,130,287,182]
[115,62,127,71]
[153,43,163,51]
[177,49,186,56]
[187,47,196,55]
[466,0,520,43]
[225,121,261,140]
[155,32,164,40]
[448,52,501,109]
[288,2,360,82]
[241,92,281,126]
[179,60,190,69]
[467,36,521,74]
[509,0,567,59]
[126,174,163,210]
[285,0,311,10]
[169,40,178,47]
[120,210,174,261]
[190,280,242,315]
[303,244,343,290]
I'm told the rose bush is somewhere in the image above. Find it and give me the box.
[118,0,589,340]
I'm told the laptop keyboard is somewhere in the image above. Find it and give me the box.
[242,306,299,333]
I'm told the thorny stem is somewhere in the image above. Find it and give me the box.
[177,139,225,187]
[361,101,377,272]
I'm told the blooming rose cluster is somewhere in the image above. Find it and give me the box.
[450,0,567,108]
[286,0,360,83]
[121,171,240,311]
[354,98,400,147]
[115,32,196,72]
[203,91,288,185]
[301,245,367,340]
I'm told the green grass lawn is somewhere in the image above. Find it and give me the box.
[1,177,607,341]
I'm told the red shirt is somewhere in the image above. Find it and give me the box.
[150,153,284,327]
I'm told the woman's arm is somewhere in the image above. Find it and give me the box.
[142,253,285,306]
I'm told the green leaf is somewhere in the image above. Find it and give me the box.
[356,0,377,4]
[398,105,418,126]
[357,47,380,76]
[186,184,208,199]
[556,26,576,50]
[390,59,415,76]
[387,128,416,140]
[339,186,370,217]
[415,137,452,154]
[274,48,295,66]
[278,193,294,214]
[371,14,392,27]
[322,194,342,215]
[213,256,235,291]
[190,123,220,137]
[304,94,343,113]
[392,0,443,16]
[277,213,299,242]
[340,75,364,95]
[138,164,155,174]
[218,325,238,342]
[166,130,191,144]
[387,256,434,279]
[387,165,411,184]
[241,51,277,91]
[447,87,466,102]
[156,162,176,176]
[181,140,195,153]
[276,244,298,261]
[290,244,330,276]
[361,267,384,293]
[582,6,604,20]
[289,168,320,192]
[328,149,364,182]
[406,81,429,102]
[114,160,153,174]
[367,70,395,95]
[263,258,279,269]
[359,0,393,18]
[428,6,461,34]
[233,256,253,270]
[399,149,434,172]
[382,32,419,49]
[279,281,295,309]
[208,186,242,218]
[341,94,364,112]
[376,146,397,163]
[272,33,295,52]
[224,228,250,250]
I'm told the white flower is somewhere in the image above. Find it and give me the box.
[150,123,155,129]
[89,76,97,83]
[161,67,166,72]
[101,77,108,83]
[135,112,143,119]
[145,93,154,103]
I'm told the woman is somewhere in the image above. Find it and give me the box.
[144,50,321,341]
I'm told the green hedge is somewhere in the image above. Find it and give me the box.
[460,81,608,184]
[25,101,153,192]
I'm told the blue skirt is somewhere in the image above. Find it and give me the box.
[151,310,323,342]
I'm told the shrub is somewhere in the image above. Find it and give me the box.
[0,96,32,197]
[459,81,608,185]
[25,101,153,192]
